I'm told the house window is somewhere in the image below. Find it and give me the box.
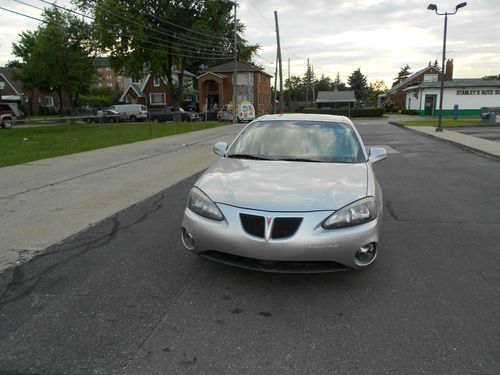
[153,77,161,86]
[46,96,54,107]
[150,93,166,105]
[424,74,438,82]
[107,82,113,87]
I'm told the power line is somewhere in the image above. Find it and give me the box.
[22,0,233,58]
[0,5,44,23]
[245,0,274,30]
[88,0,232,42]
[14,0,44,12]
[85,0,233,50]
[38,0,234,55]
[0,5,235,61]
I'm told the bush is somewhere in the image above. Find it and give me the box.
[297,107,385,117]
[400,109,419,115]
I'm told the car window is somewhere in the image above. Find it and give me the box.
[228,120,365,163]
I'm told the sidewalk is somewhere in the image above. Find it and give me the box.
[0,124,241,273]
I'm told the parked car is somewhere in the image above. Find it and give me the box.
[218,103,256,122]
[198,109,219,121]
[480,106,500,120]
[0,103,16,129]
[181,113,387,273]
[151,107,199,122]
[83,109,122,124]
[108,104,148,122]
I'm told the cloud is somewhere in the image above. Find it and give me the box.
[1,0,498,86]
[240,0,500,84]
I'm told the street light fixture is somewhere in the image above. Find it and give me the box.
[427,2,467,132]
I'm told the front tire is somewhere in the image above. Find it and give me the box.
[129,115,137,122]
[1,118,12,129]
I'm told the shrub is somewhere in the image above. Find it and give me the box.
[297,107,385,117]
[400,109,419,115]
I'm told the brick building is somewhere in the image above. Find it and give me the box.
[197,61,272,115]
[379,65,443,110]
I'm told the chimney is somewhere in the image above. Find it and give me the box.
[445,59,454,81]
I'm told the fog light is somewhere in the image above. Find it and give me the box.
[354,243,377,266]
[181,227,195,250]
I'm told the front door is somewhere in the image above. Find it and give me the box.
[424,95,436,116]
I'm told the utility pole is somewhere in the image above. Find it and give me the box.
[305,59,309,108]
[287,58,290,112]
[273,54,278,114]
[232,2,238,124]
[274,11,283,114]
[312,65,315,104]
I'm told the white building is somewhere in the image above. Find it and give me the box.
[404,79,500,116]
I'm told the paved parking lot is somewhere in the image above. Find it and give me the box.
[449,125,500,142]
[1,119,499,374]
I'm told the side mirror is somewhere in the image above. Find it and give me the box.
[213,141,228,157]
[368,147,387,163]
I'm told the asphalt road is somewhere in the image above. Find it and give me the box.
[0,119,499,374]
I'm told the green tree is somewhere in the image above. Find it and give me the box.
[12,7,97,115]
[368,80,388,106]
[302,65,316,106]
[392,64,412,87]
[332,72,347,91]
[316,74,332,93]
[347,68,368,104]
[483,74,500,80]
[76,0,259,115]
[285,75,305,101]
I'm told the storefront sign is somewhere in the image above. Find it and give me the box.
[456,89,500,95]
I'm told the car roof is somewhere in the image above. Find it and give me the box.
[256,113,352,124]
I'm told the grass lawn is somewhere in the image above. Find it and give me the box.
[0,121,227,168]
[399,119,485,127]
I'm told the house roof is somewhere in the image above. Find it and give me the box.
[93,56,110,68]
[0,67,23,94]
[388,66,440,94]
[196,71,226,80]
[315,90,356,103]
[404,78,500,91]
[206,61,273,77]
[119,83,146,102]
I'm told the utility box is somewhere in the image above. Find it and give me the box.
[453,104,459,120]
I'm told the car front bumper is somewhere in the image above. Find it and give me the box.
[181,203,381,272]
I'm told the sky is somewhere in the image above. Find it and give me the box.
[1,0,499,87]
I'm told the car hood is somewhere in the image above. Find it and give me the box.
[196,158,368,212]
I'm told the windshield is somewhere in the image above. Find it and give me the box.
[227,120,365,163]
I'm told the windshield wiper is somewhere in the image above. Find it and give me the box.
[227,154,269,160]
[273,158,323,162]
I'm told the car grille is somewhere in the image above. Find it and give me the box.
[200,251,349,273]
[240,214,302,239]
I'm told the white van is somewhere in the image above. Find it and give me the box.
[218,103,256,122]
[109,104,148,121]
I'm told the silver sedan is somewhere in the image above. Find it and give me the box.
[181,114,386,273]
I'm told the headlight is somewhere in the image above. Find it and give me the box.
[322,197,377,229]
[187,187,224,221]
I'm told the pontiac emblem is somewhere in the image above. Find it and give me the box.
[267,217,272,226]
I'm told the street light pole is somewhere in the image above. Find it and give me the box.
[427,2,467,132]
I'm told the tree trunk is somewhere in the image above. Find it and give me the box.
[57,87,63,116]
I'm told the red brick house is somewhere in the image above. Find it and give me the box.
[119,70,197,113]
[0,67,70,116]
[379,65,443,110]
[197,61,272,115]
